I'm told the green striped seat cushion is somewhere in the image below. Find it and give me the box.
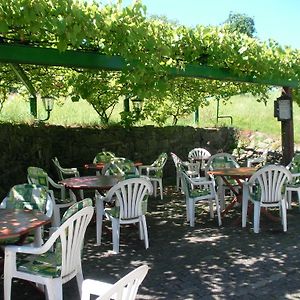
[17,251,61,278]
[189,188,211,198]
[61,198,93,223]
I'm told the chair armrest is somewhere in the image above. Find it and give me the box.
[48,176,64,189]
[291,172,300,178]
[138,165,151,172]
[60,167,80,177]
[189,178,213,186]
[47,177,66,200]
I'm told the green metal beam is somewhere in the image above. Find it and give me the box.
[10,64,37,96]
[9,63,37,117]
[0,44,125,71]
[0,44,299,88]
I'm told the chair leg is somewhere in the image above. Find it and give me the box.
[112,219,120,253]
[4,258,13,300]
[297,190,300,211]
[52,205,61,228]
[287,190,292,209]
[215,197,222,226]
[159,179,163,200]
[45,278,63,300]
[95,199,104,245]
[253,202,261,233]
[209,200,214,219]
[281,200,288,232]
[188,200,195,227]
[76,268,84,297]
[141,215,149,249]
[138,221,144,240]
[153,181,157,198]
[176,173,180,191]
[186,199,190,222]
[242,198,249,228]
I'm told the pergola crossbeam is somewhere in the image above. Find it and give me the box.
[0,44,298,88]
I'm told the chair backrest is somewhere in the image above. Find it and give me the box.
[81,264,149,300]
[42,204,94,281]
[287,151,300,174]
[93,151,116,164]
[170,152,182,168]
[188,148,211,161]
[102,158,138,178]
[151,153,168,168]
[105,178,153,220]
[6,183,49,211]
[178,167,193,197]
[206,152,239,171]
[52,157,64,180]
[247,164,292,204]
[4,183,54,221]
[61,198,93,223]
[27,166,49,188]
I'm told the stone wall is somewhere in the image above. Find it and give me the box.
[0,123,238,198]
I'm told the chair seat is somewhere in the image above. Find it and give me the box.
[17,251,61,278]
[0,235,35,245]
[55,197,75,204]
[189,188,211,198]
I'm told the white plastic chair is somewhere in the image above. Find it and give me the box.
[138,153,167,200]
[188,148,211,175]
[188,147,211,162]
[4,204,94,300]
[96,177,153,253]
[242,164,292,233]
[170,152,199,191]
[179,166,222,227]
[27,166,77,228]
[205,152,240,209]
[52,157,84,199]
[246,149,268,167]
[93,151,116,176]
[81,264,149,300]
[286,152,300,209]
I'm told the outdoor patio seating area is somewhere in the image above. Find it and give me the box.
[3,184,300,300]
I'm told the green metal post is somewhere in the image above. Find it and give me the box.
[124,98,130,112]
[29,95,37,118]
[194,108,199,124]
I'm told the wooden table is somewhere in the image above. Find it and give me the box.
[0,209,51,245]
[84,162,143,171]
[59,175,120,192]
[208,167,256,217]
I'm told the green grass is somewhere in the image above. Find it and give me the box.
[1,91,300,143]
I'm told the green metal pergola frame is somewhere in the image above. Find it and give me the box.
[0,44,298,87]
[0,43,297,164]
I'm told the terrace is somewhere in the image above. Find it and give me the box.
[2,185,300,299]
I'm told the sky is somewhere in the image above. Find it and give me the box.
[101,0,300,49]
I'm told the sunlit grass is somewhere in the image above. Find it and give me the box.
[1,92,300,143]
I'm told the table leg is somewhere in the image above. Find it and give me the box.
[95,195,104,245]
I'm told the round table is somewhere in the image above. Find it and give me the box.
[59,175,120,191]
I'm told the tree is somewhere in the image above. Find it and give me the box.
[223,12,256,37]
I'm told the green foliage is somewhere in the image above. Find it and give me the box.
[0,0,300,127]
[69,71,121,124]
[223,12,256,37]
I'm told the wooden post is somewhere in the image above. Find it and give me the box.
[281,87,294,165]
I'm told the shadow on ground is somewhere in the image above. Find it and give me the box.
[2,186,300,300]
